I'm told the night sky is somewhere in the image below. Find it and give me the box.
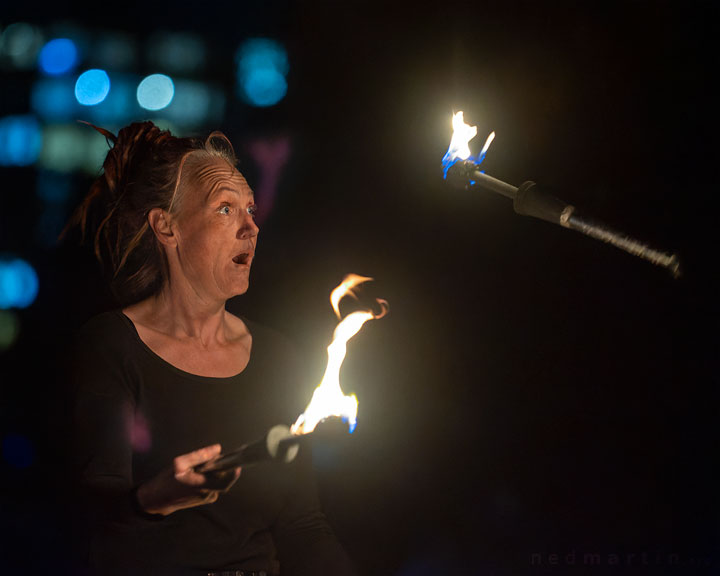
[1,1,716,574]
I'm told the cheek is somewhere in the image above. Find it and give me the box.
[178,221,221,260]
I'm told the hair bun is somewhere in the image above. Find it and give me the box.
[103,122,170,195]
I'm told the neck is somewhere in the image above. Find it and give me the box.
[147,281,229,347]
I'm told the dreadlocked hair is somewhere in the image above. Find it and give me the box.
[63,120,237,306]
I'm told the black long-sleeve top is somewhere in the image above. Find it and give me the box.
[69,309,355,576]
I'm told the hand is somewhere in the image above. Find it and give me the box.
[135,444,241,516]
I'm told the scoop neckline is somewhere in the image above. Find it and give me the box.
[114,309,254,383]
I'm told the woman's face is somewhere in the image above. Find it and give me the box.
[171,155,259,302]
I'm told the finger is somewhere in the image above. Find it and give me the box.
[221,467,242,493]
[173,444,222,474]
[217,467,242,493]
[203,466,242,491]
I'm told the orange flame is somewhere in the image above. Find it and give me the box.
[291,275,388,436]
[330,273,373,319]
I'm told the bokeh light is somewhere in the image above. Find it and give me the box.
[85,73,139,125]
[38,38,78,76]
[163,79,216,127]
[147,31,205,73]
[137,73,174,111]
[91,31,137,69]
[75,69,111,106]
[0,22,44,69]
[0,310,20,351]
[31,77,79,122]
[0,257,39,309]
[235,38,289,107]
[38,125,85,172]
[243,69,287,107]
[39,123,109,174]
[0,115,43,167]
[35,170,74,247]
[84,125,114,173]
[36,169,74,203]
[1,434,35,469]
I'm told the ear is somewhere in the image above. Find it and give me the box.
[147,208,176,247]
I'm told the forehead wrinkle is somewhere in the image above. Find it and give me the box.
[190,161,252,203]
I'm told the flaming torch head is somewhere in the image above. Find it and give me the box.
[291,275,388,436]
[441,111,495,179]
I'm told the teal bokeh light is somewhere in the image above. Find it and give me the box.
[0,257,40,309]
[75,69,111,106]
[137,74,175,111]
[242,68,287,107]
[235,38,289,107]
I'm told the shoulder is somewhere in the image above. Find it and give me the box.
[228,313,298,358]
[72,309,138,362]
[77,309,127,336]
[69,309,142,399]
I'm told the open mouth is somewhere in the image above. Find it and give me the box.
[232,252,251,266]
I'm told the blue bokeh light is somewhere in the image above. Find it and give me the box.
[85,73,138,125]
[236,38,289,107]
[0,257,40,309]
[242,69,288,107]
[38,38,78,76]
[31,77,78,122]
[237,38,289,78]
[137,74,174,111]
[1,434,35,469]
[75,69,111,106]
[0,115,43,166]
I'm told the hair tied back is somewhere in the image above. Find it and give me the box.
[77,120,118,146]
[205,131,237,164]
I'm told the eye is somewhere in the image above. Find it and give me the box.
[219,205,231,215]
[246,205,257,217]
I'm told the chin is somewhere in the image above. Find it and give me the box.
[231,278,250,297]
[224,265,251,298]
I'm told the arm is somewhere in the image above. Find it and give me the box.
[71,328,151,523]
[71,324,239,523]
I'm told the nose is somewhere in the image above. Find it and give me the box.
[238,211,259,240]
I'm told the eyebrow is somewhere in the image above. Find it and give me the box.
[206,184,255,204]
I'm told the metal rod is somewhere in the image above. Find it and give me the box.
[468,168,519,200]
[194,424,303,473]
[446,161,518,199]
[445,160,681,278]
[565,212,681,278]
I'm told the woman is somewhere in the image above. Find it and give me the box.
[66,121,356,576]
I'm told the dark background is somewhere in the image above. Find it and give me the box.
[1,1,717,574]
